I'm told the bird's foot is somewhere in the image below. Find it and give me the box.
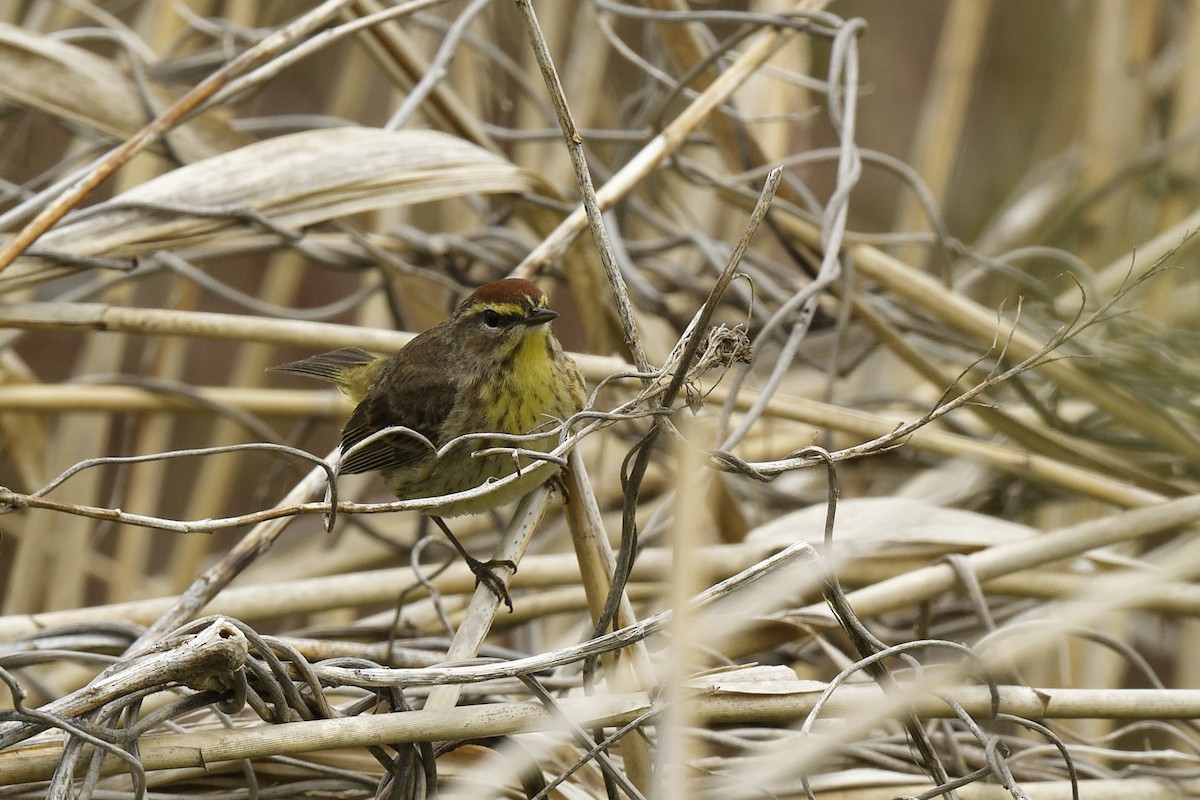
[549,472,571,502]
[463,555,517,612]
[430,516,518,612]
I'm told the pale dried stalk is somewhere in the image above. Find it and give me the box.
[5,685,1200,784]
[784,493,1200,632]
[342,0,497,149]
[847,294,1173,496]
[515,0,649,376]
[562,448,657,790]
[0,377,1163,532]
[512,1,808,277]
[707,385,1165,509]
[891,0,992,265]
[1053,205,1200,315]
[661,419,709,800]
[0,617,246,746]
[397,583,662,635]
[9,542,1200,645]
[720,187,1200,466]
[0,541,777,640]
[172,253,309,590]
[422,484,552,711]
[0,300,630,379]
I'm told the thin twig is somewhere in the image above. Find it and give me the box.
[514,0,650,375]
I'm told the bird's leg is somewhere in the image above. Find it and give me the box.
[548,471,570,502]
[430,516,517,612]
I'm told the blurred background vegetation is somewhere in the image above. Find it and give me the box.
[1,1,1200,797]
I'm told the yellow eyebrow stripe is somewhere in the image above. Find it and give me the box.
[467,301,528,316]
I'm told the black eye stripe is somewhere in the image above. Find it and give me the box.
[478,301,546,328]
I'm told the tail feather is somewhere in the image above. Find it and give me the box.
[270,347,383,403]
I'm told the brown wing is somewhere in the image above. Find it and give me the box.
[337,344,456,475]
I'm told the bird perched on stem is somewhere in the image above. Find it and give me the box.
[274,278,585,609]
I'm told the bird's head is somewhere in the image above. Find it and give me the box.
[450,278,561,362]
[271,279,566,404]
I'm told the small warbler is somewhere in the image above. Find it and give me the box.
[274,278,585,609]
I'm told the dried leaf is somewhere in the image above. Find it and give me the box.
[36,127,539,258]
[687,664,826,695]
[0,23,246,161]
[748,497,1036,557]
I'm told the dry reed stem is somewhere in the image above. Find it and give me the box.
[512,2,808,277]
[890,0,991,266]
[423,485,550,711]
[0,376,1165,522]
[8,541,1200,644]
[716,184,1200,464]
[787,492,1200,632]
[515,0,650,378]
[5,685,1200,784]
[562,449,657,730]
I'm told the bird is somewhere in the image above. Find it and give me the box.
[273,278,585,610]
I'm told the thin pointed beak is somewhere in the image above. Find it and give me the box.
[522,307,559,326]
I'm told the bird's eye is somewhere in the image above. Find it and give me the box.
[482,309,502,328]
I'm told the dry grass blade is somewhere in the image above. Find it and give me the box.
[0,0,357,270]
[0,23,246,161]
[32,128,538,258]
